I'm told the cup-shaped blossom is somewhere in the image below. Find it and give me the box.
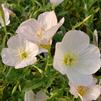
[53,30,101,85]
[24,90,48,101]
[0,4,10,27]
[69,79,101,101]
[50,0,64,5]
[16,11,64,53]
[1,35,39,69]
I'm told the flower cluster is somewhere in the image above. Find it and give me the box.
[1,11,64,69]
[53,30,101,101]
[0,1,101,101]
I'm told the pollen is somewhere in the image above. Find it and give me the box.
[77,86,88,96]
[18,50,28,60]
[63,52,77,66]
[39,44,50,50]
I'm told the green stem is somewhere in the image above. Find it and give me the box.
[45,47,51,71]
[6,68,13,78]
[2,20,8,47]
[33,65,43,74]
[0,5,8,48]
[2,33,7,47]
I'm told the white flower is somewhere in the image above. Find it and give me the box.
[24,90,48,101]
[69,78,101,101]
[1,35,39,69]
[53,30,101,85]
[16,11,64,53]
[0,4,10,27]
[50,0,64,5]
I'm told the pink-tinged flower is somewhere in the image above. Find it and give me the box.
[0,4,10,27]
[16,11,64,53]
[1,35,39,69]
[50,0,64,5]
[53,30,101,85]
[69,79,101,101]
[24,90,48,101]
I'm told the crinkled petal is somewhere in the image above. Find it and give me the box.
[38,11,57,31]
[53,42,67,75]
[25,40,39,56]
[15,57,37,69]
[7,35,26,49]
[1,48,20,66]
[61,30,89,54]
[66,69,93,86]
[16,19,42,44]
[84,85,101,101]
[69,82,78,98]
[24,90,35,101]
[44,17,64,39]
[40,38,52,45]
[76,44,101,75]
[35,90,48,101]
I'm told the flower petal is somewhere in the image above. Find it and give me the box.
[15,57,37,69]
[0,4,10,26]
[69,82,78,98]
[7,35,26,49]
[1,48,20,66]
[24,90,35,101]
[66,69,93,86]
[93,29,98,46]
[53,42,67,75]
[16,18,42,44]
[50,0,64,5]
[39,48,48,53]
[25,40,39,56]
[38,11,57,31]
[85,85,101,100]
[76,44,101,75]
[61,30,89,54]
[35,90,48,101]
[44,17,64,39]
[2,4,10,25]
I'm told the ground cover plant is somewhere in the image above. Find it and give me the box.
[0,0,101,101]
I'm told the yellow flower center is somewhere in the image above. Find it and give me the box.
[63,52,77,66]
[39,39,51,50]
[36,29,44,38]
[18,50,28,60]
[77,86,88,96]
[39,44,50,50]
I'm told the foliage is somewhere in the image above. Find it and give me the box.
[0,0,101,101]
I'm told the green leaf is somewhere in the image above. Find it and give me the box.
[21,78,43,92]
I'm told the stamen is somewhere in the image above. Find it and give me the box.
[39,44,50,50]
[63,52,77,66]
[77,86,88,96]
[18,50,28,60]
